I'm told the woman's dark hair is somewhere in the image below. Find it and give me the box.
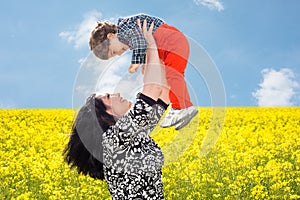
[63,94,116,180]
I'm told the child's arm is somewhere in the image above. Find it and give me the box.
[127,18,151,74]
[119,18,148,73]
[127,27,147,73]
[129,27,147,64]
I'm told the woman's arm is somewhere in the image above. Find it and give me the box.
[139,19,169,103]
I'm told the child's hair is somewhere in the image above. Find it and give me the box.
[89,21,117,60]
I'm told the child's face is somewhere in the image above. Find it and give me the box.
[107,33,129,58]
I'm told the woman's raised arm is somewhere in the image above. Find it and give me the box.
[139,19,169,102]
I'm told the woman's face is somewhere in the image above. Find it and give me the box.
[97,93,132,118]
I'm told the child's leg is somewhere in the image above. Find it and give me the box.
[154,24,197,129]
[164,53,193,109]
[153,24,193,109]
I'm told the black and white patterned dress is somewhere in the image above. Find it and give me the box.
[102,93,167,200]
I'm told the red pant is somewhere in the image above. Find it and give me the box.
[153,24,193,109]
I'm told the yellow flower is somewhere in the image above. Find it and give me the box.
[1,108,299,199]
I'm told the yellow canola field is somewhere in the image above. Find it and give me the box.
[0,108,299,199]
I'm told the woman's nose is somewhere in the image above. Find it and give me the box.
[111,93,120,97]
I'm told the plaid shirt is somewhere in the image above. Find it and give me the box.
[117,14,165,64]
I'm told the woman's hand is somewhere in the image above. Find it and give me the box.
[137,19,156,48]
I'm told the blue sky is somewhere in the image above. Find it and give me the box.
[1,0,300,108]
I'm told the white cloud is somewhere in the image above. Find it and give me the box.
[0,99,16,108]
[72,52,144,108]
[252,68,300,106]
[193,0,224,11]
[95,54,143,101]
[59,10,102,49]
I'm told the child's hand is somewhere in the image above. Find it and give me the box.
[128,64,140,74]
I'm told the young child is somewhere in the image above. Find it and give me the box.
[89,13,198,130]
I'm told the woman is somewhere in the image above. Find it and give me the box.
[64,21,169,199]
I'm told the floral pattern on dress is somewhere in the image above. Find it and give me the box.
[102,97,166,199]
